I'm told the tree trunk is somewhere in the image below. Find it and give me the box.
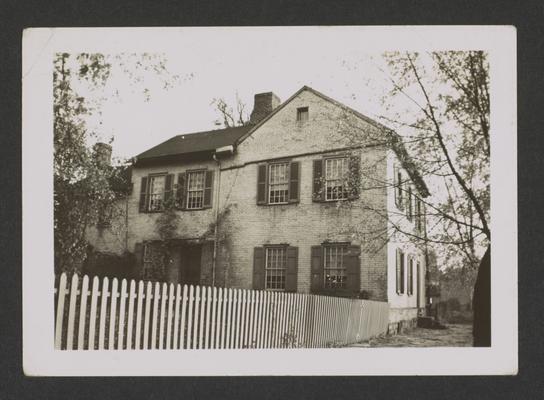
[472,245,491,346]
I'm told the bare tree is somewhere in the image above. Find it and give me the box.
[211,93,249,127]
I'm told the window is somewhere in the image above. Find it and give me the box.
[325,157,349,201]
[265,247,287,290]
[254,245,298,291]
[323,244,347,289]
[257,161,300,205]
[268,163,289,204]
[148,175,166,211]
[407,257,414,295]
[396,249,405,294]
[296,107,309,122]
[186,170,206,210]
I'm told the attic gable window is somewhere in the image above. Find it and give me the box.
[296,107,309,122]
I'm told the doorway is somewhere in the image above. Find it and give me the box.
[179,244,202,286]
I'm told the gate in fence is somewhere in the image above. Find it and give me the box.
[54,273,389,350]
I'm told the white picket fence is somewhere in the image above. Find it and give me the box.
[54,273,389,350]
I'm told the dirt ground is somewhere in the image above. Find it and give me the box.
[351,323,473,347]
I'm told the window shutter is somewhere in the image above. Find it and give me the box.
[253,247,265,290]
[348,155,361,200]
[176,172,186,210]
[134,242,144,278]
[310,245,323,293]
[203,170,214,208]
[312,159,324,202]
[396,249,401,294]
[164,173,174,207]
[285,246,298,292]
[257,164,267,205]
[288,161,300,203]
[407,186,413,220]
[400,251,405,294]
[345,245,361,295]
[408,257,413,295]
[139,177,148,213]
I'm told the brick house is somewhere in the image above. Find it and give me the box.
[87,86,430,327]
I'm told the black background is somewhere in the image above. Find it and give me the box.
[1,0,543,398]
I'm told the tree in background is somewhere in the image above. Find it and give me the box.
[211,92,250,128]
[54,53,182,273]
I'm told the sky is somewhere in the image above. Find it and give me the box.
[73,28,395,162]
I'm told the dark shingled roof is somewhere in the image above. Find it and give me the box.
[135,125,252,163]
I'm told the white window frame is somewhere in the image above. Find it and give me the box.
[268,162,289,204]
[148,174,167,212]
[186,170,206,210]
[323,244,348,290]
[324,157,349,201]
[265,246,287,291]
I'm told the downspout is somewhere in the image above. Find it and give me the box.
[211,154,221,287]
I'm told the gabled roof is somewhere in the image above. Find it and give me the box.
[133,85,429,197]
[135,125,252,164]
[236,85,429,197]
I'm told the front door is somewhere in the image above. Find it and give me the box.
[179,244,202,286]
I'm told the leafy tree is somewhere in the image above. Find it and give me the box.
[54,52,181,274]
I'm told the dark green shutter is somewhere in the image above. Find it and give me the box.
[312,159,324,202]
[253,247,265,289]
[348,155,361,200]
[139,177,148,213]
[176,172,186,210]
[407,186,413,220]
[345,245,361,294]
[257,165,267,205]
[164,174,174,207]
[203,170,214,208]
[408,257,413,295]
[285,246,298,292]
[288,161,300,203]
[311,246,323,293]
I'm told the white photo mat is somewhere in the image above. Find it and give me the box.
[22,26,517,376]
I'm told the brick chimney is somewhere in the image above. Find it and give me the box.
[249,92,281,125]
[93,142,112,167]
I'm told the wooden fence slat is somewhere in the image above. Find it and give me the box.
[135,281,145,349]
[246,290,254,349]
[54,273,68,350]
[218,288,227,349]
[98,277,109,350]
[210,287,217,349]
[232,289,239,349]
[87,276,100,350]
[66,274,79,350]
[192,285,200,349]
[254,291,262,348]
[225,288,233,349]
[142,281,153,350]
[158,283,168,349]
[216,288,223,349]
[205,286,212,349]
[179,285,188,349]
[108,278,119,350]
[172,284,181,349]
[198,286,206,349]
[117,279,127,349]
[126,280,136,350]
[186,285,194,349]
[77,275,89,350]
[151,282,161,350]
[165,284,174,349]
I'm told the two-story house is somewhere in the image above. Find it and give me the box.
[87,86,430,330]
